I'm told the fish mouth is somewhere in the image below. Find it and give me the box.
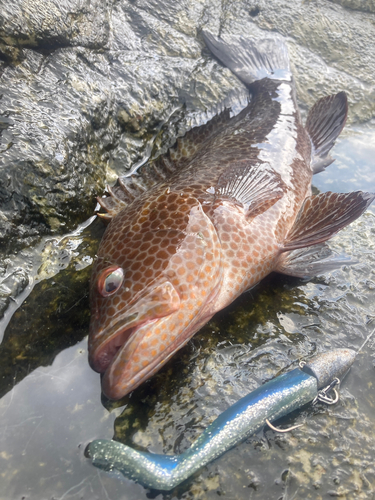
[89,280,181,374]
[89,314,166,375]
[89,281,221,400]
[89,317,139,374]
[91,307,208,400]
[100,299,221,400]
[100,318,186,400]
[91,313,180,400]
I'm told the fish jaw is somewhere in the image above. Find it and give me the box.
[101,281,222,400]
[88,281,181,374]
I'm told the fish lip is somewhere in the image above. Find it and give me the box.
[89,316,143,373]
[101,326,181,400]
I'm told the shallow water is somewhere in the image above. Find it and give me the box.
[0,119,374,500]
[313,128,375,195]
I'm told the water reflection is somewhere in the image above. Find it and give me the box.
[313,128,375,195]
[0,341,138,500]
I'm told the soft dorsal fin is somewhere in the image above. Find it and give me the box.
[170,87,250,167]
[215,160,285,217]
[169,108,231,166]
[282,191,375,251]
[306,92,348,174]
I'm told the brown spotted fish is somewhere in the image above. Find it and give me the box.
[89,32,374,400]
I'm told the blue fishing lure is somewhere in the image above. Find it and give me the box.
[87,348,355,490]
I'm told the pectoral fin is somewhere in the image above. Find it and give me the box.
[216,160,284,217]
[282,191,375,252]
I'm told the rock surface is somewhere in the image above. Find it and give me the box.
[0,1,375,499]
[0,0,374,257]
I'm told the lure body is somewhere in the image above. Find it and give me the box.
[87,348,355,490]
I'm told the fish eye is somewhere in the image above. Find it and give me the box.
[98,267,124,297]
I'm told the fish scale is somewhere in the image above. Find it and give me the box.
[89,31,374,400]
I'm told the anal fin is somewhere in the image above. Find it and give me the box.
[276,243,353,279]
[282,191,375,252]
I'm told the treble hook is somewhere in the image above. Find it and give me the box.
[313,377,340,405]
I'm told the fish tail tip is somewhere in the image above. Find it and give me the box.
[202,29,291,86]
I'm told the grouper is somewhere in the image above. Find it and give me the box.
[88,31,374,400]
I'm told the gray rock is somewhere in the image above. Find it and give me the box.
[215,0,375,121]
[0,0,374,269]
[0,0,110,57]
[329,0,375,14]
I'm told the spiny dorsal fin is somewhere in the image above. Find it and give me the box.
[306,92,348,174]
[282,191,375,251]
[170,88,250,167]
[97,191,127,219]
[96,90,251,220]
[169,108,231,165]
[153,154,176,175]
[215,160,285,217]
[96,177,147,220]
[96,158,178,221]
[276,243,353,279]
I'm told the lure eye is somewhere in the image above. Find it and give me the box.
[98,267,124,297]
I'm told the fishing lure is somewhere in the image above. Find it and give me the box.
[87,348,356,490]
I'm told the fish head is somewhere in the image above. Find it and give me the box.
[89,190,222,399]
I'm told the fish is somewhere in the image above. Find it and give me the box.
[88,31,375,400]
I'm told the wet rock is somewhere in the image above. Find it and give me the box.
[0,0,111,56]
[224,0,375,121]
[1,0,374,258]
[0,216,104,398]
[0,267,29,318]
[329,0,375,14]
[0,42,123,251]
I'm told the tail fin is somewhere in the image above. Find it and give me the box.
[202,31,291,86]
